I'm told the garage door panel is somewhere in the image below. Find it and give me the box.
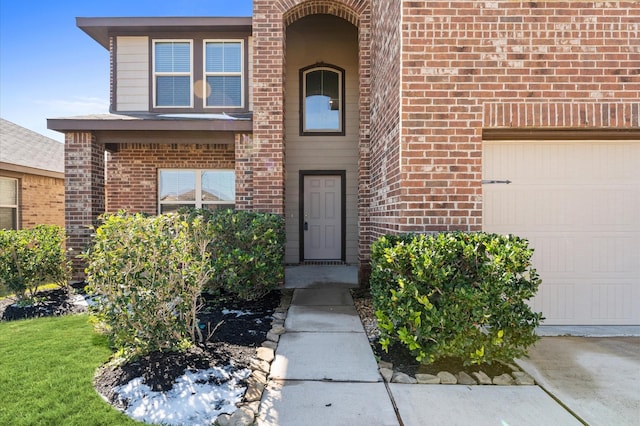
[532,281,577,323]
[483,139,640,325]
[590,282,635,322]
[591,236,637,274]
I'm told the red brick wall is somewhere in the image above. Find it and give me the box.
[235,133,254,210]
[369,0,402,242]
[65,132,105,280]
[394,1,640,234]
[107,143,235,214]
[21,174,65,229]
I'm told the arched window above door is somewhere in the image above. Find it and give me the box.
[300,64,345,136]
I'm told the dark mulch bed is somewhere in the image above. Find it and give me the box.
[0,282,88,321]
[0,285,281,410]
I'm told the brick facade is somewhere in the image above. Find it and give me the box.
[21,174,65,228]
[394,1,640,237]
[106,143,235,214]
[0,171,64,229]
[65,132,105,279]
[61,1,639,280]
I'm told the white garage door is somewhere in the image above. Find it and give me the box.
[483,140,640,325]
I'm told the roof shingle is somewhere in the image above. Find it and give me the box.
[0,118,64,174]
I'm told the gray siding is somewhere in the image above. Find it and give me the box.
[116,36,149,112]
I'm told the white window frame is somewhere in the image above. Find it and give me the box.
[157,169,235,213]
[0,177,19,230]
[152,39,194,108]
[203,39,244,108]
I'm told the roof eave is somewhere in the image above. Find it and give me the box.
[47,117,253,133]
[77,16,253,49]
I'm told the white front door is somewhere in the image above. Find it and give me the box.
[303,174,342,260]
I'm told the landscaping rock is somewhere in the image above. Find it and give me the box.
[437,371,458,384]
[257,347,275,363]
[379,367,393,382]
[378,360,393,370]
[252,370,268,385]
[392,372,417,384]
[513,371,535,385]
[416,373,441,384]
[273,312,287,321]
[270,325,286,335]
[493,373,515,385]
[266,331,280,342]
[250,358,271,374]
[216,413,232,426]
[457,371,477,385]
[261,340,278,350]
[228,406,254,426]
[472,371,493,385]
[244,379,264,402]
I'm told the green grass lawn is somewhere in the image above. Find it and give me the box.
[0,314,142,426]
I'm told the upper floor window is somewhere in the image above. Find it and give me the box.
[158,169,235,214]
[205,40,243,108]
[153,40,192,107]
[0,177,18,229]
[300,64,345,136]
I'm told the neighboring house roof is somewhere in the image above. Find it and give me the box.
[0,118,64,177]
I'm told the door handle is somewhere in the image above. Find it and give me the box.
[304,221,308,231]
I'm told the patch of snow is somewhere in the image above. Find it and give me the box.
[221,309,255,317]
[70,294,88,308]
[113,366,250,425]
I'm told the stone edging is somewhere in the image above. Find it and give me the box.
[378,361,536,386]
[215,289,293,426]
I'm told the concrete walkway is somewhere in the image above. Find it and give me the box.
[256,266,585,425]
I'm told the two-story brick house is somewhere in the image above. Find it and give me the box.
[49,1,639,326]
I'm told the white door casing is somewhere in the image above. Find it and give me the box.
[302,174,343,260]
[483,140,640,325]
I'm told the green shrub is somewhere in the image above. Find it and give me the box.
[184,208,285,300]
[84,212,213,359]
[0,225,70,301]
[370,232,543,366]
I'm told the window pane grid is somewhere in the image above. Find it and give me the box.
[154,40,192,108]
[303,66,342,133]
[158,169,235,213]
[0,177,18,230]
[205,40,243,107]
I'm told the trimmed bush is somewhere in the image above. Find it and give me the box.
[370,232,543,366]
[84,212,213,359]
[0,225,70,301]
[184,208,285,300]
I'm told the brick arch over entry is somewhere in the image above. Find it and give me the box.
[252,0,372,271]
[282,0,364,27]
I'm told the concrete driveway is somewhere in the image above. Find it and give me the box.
[516,336,640,426]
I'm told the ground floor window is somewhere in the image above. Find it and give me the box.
[158,169,235,214]
[0,177,18,229]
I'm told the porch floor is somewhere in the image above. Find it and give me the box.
[284,264,358,288]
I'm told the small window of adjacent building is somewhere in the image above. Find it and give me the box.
[154,40,192,107]
[0,177,18,229]
[158,169,235,214]
[300,64,345,135]
[205,40,243,108]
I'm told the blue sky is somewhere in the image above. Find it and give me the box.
[0,0,253,142]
